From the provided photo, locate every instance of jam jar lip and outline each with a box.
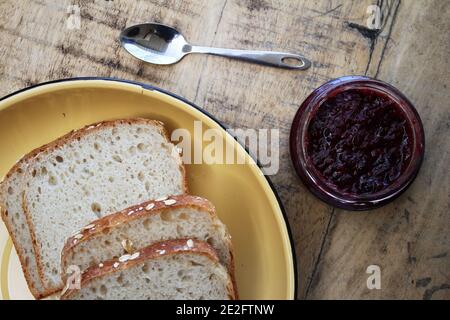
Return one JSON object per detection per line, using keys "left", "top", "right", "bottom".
{"left": 290, "top": 76, "right": 425, "bottom": 211}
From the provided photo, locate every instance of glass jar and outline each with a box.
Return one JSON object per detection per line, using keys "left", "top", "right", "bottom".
{"left": 290, "top": 76, "right": 425, "bottom": 210}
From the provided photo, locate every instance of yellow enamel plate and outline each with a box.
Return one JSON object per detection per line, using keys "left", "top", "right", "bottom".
{"left": 0, "top": 78, "right": 296, "bottom": 300}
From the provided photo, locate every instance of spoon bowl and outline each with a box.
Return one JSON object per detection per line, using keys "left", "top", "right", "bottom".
{"left": 120, "top": 23, "right": 190, "bottom": 65}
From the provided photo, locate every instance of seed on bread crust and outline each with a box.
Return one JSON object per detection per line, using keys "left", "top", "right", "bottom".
{"left": 113, "top": 262, "right": 120, "bottom": 268}
{"left": 119, "top": 254, "right": 131, "bottom": 262}
{"left": 145, "top": 203, "right": 155, "bottom": 211}
{"left": 155, "top": 196, "right": 168, "bottom": 201}
{"left": 129, "top": 252, "right": 140, "bottom": 260}
{"left": 163, "top": 199, "right": 177, "bottom": 206}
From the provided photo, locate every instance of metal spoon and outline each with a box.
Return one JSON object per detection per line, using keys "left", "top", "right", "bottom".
{"left": 120, "top": 23, "right": 311, "bottom": 70}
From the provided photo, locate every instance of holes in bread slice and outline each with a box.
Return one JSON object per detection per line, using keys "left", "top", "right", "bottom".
{"left": 117, "top": 274, "right": 124, "bottom": 285}
{"left": 182, "top": 275, "right": 192, "bottom": 282}
{"left": 99, "top": 285, "right": 107, "bottom": 296}
{"left": 189, "top": 260, "right": 205, "bottom": 267}
{"left": 206, "top": 237, "right": 217, "bottom": 247}
{"left": 137, "top": 143, "right": 147, "bottom": 152}
{"left": 177, "top": 270, "right": 185, "bottom": 277}
{"left": 116, "top": 273, "right": 131, "bottom": 287}
{"left": 209, "top": 274, "right": 217, "bottom": 281}
{"left": 128, "top": 146, "right": 136, "bottom": 155}
{"left": 48, "top": 175, "right": 57, "bottom": 186}
{"left": 91, "top": 202, "right": 102, "bottom": 217}
{"left": 143, "top": 218, "right": 151, "bottom": 231}
{"left": 93, "top": 143, "right": 101, "bottom": 152}
{"left": 160, "top": 210, "right": 175, "bottom": 222}
{"left": 112, "top": 155, "right": 122, "bottom": 163}
{"left": 178, "top": 212, "right": 189, "bottom": 220}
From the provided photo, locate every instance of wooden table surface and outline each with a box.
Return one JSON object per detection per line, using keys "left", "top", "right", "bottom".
{"left": 0, "top": 0, "right": 448, "bottom": 299}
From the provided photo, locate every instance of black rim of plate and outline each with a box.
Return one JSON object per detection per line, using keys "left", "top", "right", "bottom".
{"left": 0, "top": 77, "right": 298, "bottom": 299}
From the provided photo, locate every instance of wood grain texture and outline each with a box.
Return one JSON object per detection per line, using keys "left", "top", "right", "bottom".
{"left": 0, "top": 0, "right": 448, "bottom": 299}
{"left": 306, "top": 0, "right": 450, "bottom": 300}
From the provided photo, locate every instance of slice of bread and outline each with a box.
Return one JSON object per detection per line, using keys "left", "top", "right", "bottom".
{"left": 22, "top": 119, "right": 186, "bottom": 297}
{"left": 60, "top": 239, "right": 236, "bottom": 300}
{"left": 61, "top": 195, "right": 235, "bottom": 291}
{"left": 0, "top": 159, "right": 45, "bottom": 298}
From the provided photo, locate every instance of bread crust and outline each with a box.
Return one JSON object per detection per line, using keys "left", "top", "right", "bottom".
{"left": 62, "top": 195, "right": 214, "bottom": 255}
{"left": 0, "top": 205, "right": 45, "bottom": 298}
{"left": 2, "top": 118, "right": 187, "bottom": 299}
{"left": 61, "top": 194, "right": 238, "bottom": 298}
{"left": 60, "top": 239, "right": 236, "bottom": 300}
{"left": 0, "top": 162, "right": 46, "bottom": 298}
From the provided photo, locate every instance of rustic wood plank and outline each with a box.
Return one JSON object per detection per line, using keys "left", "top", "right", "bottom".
{"left": 0, "top": 0, "right": 447, "bottom": 299}
{"left": 183, "top": 0, "right": 385, "bottom": 299}
{"left": 307, "top": 0, "right": 450, "bottom": 299}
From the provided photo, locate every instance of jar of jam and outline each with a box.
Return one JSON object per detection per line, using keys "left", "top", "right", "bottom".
{"left": 290, "top": 76, "right": 425, "bottom": 210}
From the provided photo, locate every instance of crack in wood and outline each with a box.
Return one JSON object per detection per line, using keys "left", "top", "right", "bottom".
{"left": 345, "top": 21, "right": 380, "bottom": 75}
{"left": 415, "top": 277, "right": 432, "bottom": 288}
{"left": 345, "top": 0, "right": 401, "bottom": 76}
{"left": 429, "top": 252, "right": 447, "bottom": 259}
{"left": 375, "top": 0, "right": 401, "bottom": 78}
{"left": 313, "top": 4, "right": 343, "bottom": 17}
{"left": 423, "top": 283, "right": 450, "bottom": 300}
{"left": 304, "top": 208, "right": 335, "bottom": 299}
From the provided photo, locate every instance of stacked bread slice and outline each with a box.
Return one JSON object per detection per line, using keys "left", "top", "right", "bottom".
{"left": 0, "top": 119, "right": 236, "bottom": 299}
{"left": 61, "top": 239, "right": 236, "bottom": 300}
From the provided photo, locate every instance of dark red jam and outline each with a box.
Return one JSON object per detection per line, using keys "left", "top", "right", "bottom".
{"left": 307, "top": 89, "right": 412, "bottom": 195}
{"left": 290, "top": 76, "right": 425, "bottom": 210}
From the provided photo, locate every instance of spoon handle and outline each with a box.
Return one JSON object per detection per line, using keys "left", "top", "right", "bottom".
{"left": 189, "top": 46, "right": 311, "bottom": 70}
